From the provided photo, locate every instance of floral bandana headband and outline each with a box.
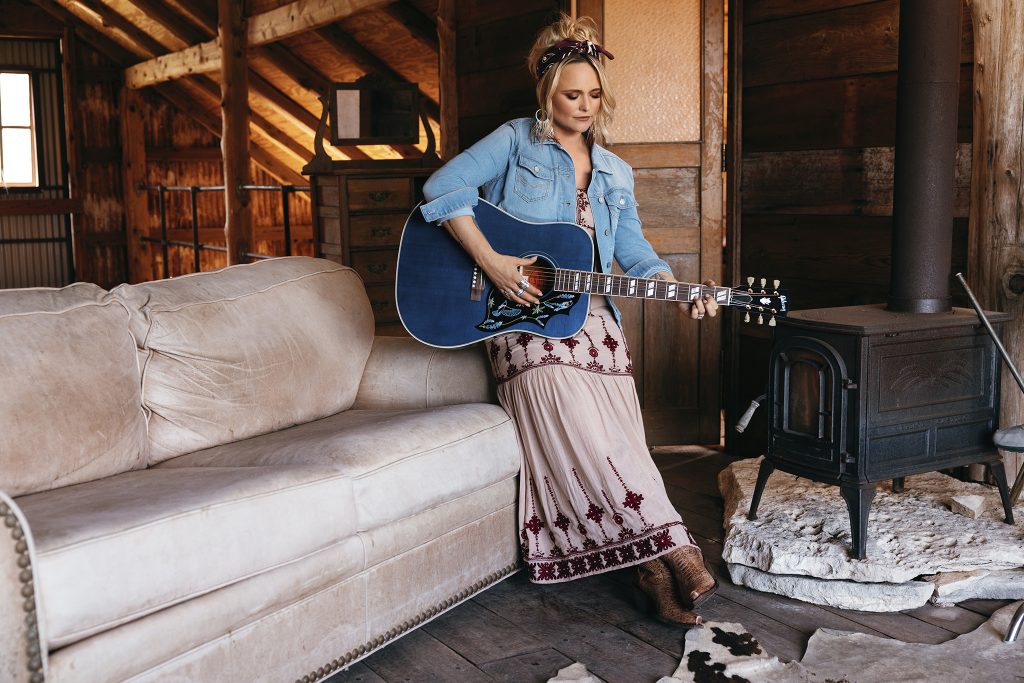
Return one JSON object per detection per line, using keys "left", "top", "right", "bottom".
{"left": 537, "top": 38, "right": 615, "bottom": 77}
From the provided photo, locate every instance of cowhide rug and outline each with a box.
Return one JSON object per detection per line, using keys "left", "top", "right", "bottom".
{"left": 548, "top": 601, "right": 1024, "bottom": 683}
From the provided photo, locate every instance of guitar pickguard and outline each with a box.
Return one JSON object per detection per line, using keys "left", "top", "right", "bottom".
{"left": 476, "top": 288, "right": 581, "bottom": 333}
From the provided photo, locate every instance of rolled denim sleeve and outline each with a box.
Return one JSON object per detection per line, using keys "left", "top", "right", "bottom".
{"left": 420, "top": 122, "right": 517, "bottom": 224}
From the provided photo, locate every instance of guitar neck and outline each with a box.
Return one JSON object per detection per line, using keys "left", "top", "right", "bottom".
{"left": 553, "top": 269, "right": 733, "bottom": 306}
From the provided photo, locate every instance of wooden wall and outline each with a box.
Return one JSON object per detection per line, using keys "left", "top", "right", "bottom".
{"left": 454, "top": 0, "right": 564, "bottom": 148}
{"left": 727, "top": 0, "right": 974, "bottom": 454}
{"left": 740, "top": 0, "right": 972, "bottom": 308}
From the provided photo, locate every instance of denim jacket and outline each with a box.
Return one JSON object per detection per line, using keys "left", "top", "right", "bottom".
{"left": 419, "top": 117, "right": 672, "bottom": 325}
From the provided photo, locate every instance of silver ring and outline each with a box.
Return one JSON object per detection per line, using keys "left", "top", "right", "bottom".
{"left": 518, "top": 278, "right": 530, "bottom": 288}
{"left": 516, "top": 286, "right": 526, "bottom": 296}
{"left": 697, "top": 314, "right": 705, "bottom": 320}
{"left": 502, "top": 289, "right": 512, "bottom": 297}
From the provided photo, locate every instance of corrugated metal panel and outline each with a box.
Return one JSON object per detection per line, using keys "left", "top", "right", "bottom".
{"left": 0, "top": 38, "right": 71, "bottom": 288}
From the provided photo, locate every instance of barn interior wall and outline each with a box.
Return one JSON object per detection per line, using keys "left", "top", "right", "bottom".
{"left": 728, "top": 0, "right": 975, "bottom": 455}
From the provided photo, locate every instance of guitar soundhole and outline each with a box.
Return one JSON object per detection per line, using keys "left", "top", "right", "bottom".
{"left": 475, "top": 256, "right": 582, "bottom": 333}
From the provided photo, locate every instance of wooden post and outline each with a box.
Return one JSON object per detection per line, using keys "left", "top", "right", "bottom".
{"left": 119, "top": 87, "right": 150, "bottom": 283}
{"left": 220, "top": 0, "right": 251, "bottom": 265}
{"left": 967, "top": 0, "right": 1024, "bottom": 486}
{"left": 436, "top": 0, "right": 458, "bottom": 159}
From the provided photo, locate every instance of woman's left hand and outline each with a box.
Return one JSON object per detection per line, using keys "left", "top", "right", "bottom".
{"left": 659, "top": 273, "right": 719, "bottom": 321}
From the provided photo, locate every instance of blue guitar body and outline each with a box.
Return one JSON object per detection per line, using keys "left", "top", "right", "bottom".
{"left": 396, "top": 200, "right": 595, "bottom": 348}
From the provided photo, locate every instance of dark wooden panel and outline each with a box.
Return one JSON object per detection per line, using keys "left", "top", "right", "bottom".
{"left": 744, "top": 0, "right": 972, "bottom": 88}
{"left": 741, "top": 144, "right": 971, "bottom": 216}
{"left": 744, "top": 65, "right": 974, "bottom": 152}
{"left": 456, "top": 0, "right": 561, "bottom": 28}
{"left": 457, "top": 63, "right": 535, "bottom": 119}
{"left": 456, "top": 8, "right": 555, "bottom": 74}
{"left": 744, "top": 0, "right": 881, "bottom": 25}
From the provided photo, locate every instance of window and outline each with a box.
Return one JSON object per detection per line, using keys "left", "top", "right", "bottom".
{"left": 0, "top": 71, "right": 37, "bottom": 188}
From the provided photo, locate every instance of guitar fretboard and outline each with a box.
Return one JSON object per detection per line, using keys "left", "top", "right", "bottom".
{"left": 552, "top": 269, "right": 733, "bottom": 305}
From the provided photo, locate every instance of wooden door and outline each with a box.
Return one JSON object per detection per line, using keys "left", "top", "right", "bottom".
{"left": 581, "top": 0, "right": 725, "bottom": 445}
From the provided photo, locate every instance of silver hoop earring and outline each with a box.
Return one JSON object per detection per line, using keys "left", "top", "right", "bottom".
{"left": 535, "top": 108, "right": 549, "bottom": 124}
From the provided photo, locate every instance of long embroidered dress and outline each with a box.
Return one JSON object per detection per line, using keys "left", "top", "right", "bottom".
{"left": 489, "top": 189, "right": 698, "bottom": 583}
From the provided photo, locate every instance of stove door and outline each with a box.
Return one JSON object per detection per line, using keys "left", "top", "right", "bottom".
{"left": 769, "top": 335, "right": 849, "bottom": 479}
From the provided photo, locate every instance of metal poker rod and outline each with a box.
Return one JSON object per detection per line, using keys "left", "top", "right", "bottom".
{"left": 954, "top": 273, "right": 1024, "bottom": 395}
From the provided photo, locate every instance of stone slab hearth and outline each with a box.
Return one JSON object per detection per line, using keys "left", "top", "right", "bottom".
{"left": 719, "top": 458, "right": 1024, "bottom": 611}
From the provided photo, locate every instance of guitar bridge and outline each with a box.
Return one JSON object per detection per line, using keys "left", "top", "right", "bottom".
{"left": 470, "top": 265, "right": 485, "bottom": 301}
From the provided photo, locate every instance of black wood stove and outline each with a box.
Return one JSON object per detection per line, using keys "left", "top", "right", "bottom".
{"left": 746, "top": 0, "right": 1017, "bottom": 559}
{"left": 748, "top": 305, "right": 1016, "bottom": 558}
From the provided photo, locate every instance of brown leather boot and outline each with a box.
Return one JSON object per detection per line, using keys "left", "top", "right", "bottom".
{"left": 662, "top": 545, "right": 718, "bottom": 609}
{"left": 636, "top": 559, "right": 703, "bottom": 627}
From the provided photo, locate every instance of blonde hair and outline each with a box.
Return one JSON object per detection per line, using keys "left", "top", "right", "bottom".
{"left": 526, "top": 14, "right": 616, "bottom": 145}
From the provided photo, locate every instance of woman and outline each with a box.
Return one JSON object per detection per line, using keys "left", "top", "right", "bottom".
{"left": 419, "top": 14, "right": 718, "bottom": 626}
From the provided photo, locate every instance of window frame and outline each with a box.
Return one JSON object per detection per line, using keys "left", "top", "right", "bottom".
{"left": 0, "top": 69, "right": 39, "bottom": 189}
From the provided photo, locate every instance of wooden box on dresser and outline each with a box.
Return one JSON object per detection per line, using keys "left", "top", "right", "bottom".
{"left": 310, "top": 163, "right": 440, "bottom": 336}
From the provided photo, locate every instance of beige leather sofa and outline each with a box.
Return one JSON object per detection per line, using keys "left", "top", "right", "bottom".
{"left": 0, "top": 257, "right": 521, "bottom": 683}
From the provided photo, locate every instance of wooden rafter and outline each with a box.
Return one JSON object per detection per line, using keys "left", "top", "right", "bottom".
{"left": 122, "top": 0, "right": 208, "bottom": 46}
{"left": 125, "top": 0, "right": 392, "bottom": 89}
{"left": 382, "top": 1, "right": 438, "bottom": 51}
{"left": 31, "top": 0, "right": 310, "bottom": 186}
{"left": 314, "top": 23, "right": 440, "bottom": 121}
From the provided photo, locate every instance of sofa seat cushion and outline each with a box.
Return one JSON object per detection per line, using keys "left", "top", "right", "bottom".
{"left": 159, "top": 404, "right": 520, "bottom": 532}
{"left": 0, "top": 283, "right": 147, "bottom": 496}
{"left": 15, "top": 465, "right": 356, "bottom": 648}
{"left": 111, "top": 257, "right": 375, "bottom": 464}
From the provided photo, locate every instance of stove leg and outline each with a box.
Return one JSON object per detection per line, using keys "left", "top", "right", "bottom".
{"left": 840, "top": 484, "right": 877, "bottom": 560}
{"left": 747, "top": 459, "right": 775, "bottom": 520}
{"left": 987, "top": 460, "right": 1016, "bottom": 524}
{"left": 892, "top": 477, "right": 905, "bottom": 493}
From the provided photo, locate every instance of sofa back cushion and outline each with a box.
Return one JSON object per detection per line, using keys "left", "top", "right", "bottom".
{"left": 0, "top": 283, "right": 148, "bottom": 496}
{"left": 111, "top": 257, "right": 375, "bottom": 464}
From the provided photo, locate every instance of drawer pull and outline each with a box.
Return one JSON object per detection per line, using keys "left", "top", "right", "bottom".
{"left": 371, "top": 227, "right": 392, "bottom": 238}
{"left": 368, "top": 191, "right": 392, "bottom": 202}
{"left": 368, "top": 263, "right": 388, "bottom": 274}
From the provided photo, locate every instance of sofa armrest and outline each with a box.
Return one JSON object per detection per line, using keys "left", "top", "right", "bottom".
{"left": 1, "top": 492, "right": 46, "bottom": 683}
{"left": 353, "top": 336, "right": 497, "bottom": 410}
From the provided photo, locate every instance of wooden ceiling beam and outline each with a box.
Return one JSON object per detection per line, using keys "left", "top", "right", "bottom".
{"left": 123, "top": 0, "right": 208, "bottom": 46}
{"left": 254, "top": 43, "right": 332, "bottom": 96}
{"left": 31, "top": 0, "right": 137, "bottom": 63}
{"left": 126, "top": 0, "right": 393, "bottom": 89}
{"left": 314, "top": 24, "right": 440, "bottom": 121}
{"left": 164, "top": 0, "right": 216, "bottom": 36}
{"left": 65, "top": 0, "right": 166, "bottom": 57}
{"left": 382, "top": 1, "right": 438, "bottom": 51}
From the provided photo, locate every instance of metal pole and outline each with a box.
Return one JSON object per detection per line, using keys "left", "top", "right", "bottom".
{"left": 955, "top": 273, "right": 1024, "bottom": 395}
{"left": 190, "top": 186, "right": 201, "bottom": 273}
{"left": 281, "top": 185, "right": 292, "bottom": 256}
{"left": 158, "top": 186, "right": 169, "bottom": 280}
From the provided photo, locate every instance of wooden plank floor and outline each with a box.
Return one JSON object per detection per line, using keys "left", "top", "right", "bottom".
{"left": 327, "top": 447, "right": 1013, "bottom": 683}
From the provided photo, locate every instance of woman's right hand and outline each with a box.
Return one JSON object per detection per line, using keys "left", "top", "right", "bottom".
{"left": 479, "top": 251, "right": 540, "bottom": 305}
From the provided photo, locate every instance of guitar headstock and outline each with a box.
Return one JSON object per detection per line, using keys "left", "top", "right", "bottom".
{"left": 731, "top": 277, "right": 789, "bottom": 327}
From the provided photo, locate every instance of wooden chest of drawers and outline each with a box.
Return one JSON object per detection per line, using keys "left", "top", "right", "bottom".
{"left": 311, "top": 165, "right": 439, "bottom": 335}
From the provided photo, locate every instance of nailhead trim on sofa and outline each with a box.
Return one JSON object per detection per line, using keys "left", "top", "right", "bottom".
{"left": 296, "top": 561, "right": 521, "bottom": 683}
{"left": 2, "top": 501, "right": 45, "bottom": 683}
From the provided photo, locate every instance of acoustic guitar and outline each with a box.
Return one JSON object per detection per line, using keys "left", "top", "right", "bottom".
{"left": 395, "top": 199, "right": 788, "bottom": 348}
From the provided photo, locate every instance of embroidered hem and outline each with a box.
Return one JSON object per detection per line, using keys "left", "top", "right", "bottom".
{"left": 495, "top": 360, "right": 633, "bottom": 385}
{"left": 524, "top": 521, "right": 687, "bottom": 584}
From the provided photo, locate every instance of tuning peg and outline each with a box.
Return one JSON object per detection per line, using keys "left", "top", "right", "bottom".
{"left": 747, "top": 276, "right": 754, "bottom": 287}
{"left": 768, "top": 315, "right": 777, "bottom": 327}
{"left": 757, "top": 313, "right": 764, "bottom": 325}
{"left": 743, "top": 311, "right": 750, "bottom": 323}
{"left": 773, "top": 279, "right": 780, "bottom": 290}
{"left": 759, "top": 277, "right": 766, "bottom": 289}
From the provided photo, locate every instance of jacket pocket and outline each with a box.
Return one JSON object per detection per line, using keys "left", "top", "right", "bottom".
{"left": 603, "top": 188, "right": 638, "bottom": 232}
{"left": 513, "top": 154, "right": 554, "bottom": 203}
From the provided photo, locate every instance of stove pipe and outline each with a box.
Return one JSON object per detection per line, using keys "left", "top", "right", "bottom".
{"left": 888, "top": 0, "right": 962, "bottom": 313}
